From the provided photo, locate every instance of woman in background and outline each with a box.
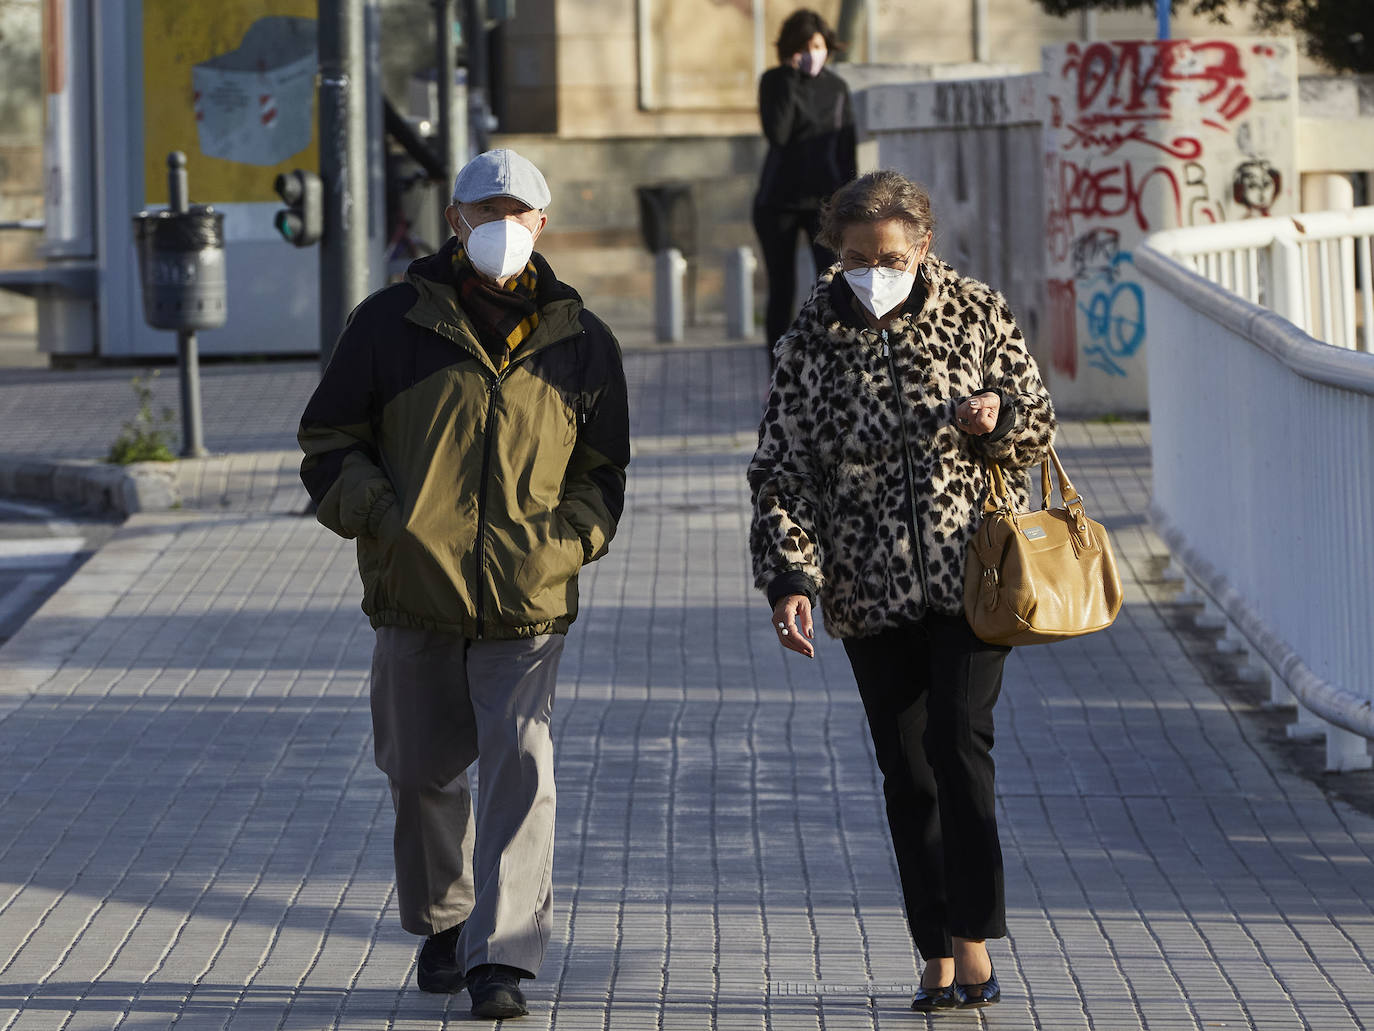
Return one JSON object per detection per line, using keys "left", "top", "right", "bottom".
{"left": 753, "top": 8, "right": 857, "bottom": 358}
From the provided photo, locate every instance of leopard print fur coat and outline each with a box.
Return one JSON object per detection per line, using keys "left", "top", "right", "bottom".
{"left": 748, "top": 258, "right": 1056, "bottom": 639}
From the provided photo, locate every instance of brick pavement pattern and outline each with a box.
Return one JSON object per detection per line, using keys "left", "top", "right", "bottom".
{"left": 1, "top": 344, "right": 1372, "bottom": 1029}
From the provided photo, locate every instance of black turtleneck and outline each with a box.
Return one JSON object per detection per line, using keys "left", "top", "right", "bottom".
{"left": 755, "top": 65, "right": 857, "bottom": 211}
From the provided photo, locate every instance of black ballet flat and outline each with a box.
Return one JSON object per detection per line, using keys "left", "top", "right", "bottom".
{"left": 911, "top": 981, "right": 965, "bottom": 1012}
{"left": 958, "top": 964, "right": 1000, "bottom": 1007}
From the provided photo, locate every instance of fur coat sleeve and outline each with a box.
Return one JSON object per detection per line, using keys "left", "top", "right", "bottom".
{"left": 747, "top": 350, "right": 826, "bottom": 602}
{"left": 967, "top": 290, "right": 1056, "bottom": 470}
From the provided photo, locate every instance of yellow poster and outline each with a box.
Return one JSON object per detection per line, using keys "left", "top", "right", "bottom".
{"left": 143, "top": 0, "right": 318, "bottom": 204}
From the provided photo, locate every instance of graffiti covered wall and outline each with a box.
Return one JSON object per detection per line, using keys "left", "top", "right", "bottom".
{"left": 1043, "top": 38, "right": 1297, "bottom": 412}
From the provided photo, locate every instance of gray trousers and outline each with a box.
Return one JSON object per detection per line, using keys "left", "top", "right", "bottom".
{"left": 370, "top": 626, "right": 564, "bottom": 979}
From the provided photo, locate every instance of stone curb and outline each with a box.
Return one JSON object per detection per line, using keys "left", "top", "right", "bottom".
{"left": 0, "top": 456, "right": 180, "bottom": 516}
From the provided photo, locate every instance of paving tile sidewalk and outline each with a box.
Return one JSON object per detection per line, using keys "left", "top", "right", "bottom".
{"left": 1, "top": 344, "right": 1372, "bottom": 1029}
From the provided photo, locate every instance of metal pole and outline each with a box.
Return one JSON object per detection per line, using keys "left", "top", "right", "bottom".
{"left": 318, "top": 0, "right": 372, "bottom": 374}
{"left": 166, "top": 152, "right": 206, "bottom": 459}
{"left": 464, "top": 0, "right": 491, "bottom": 153}
{"left": 436, "top": 0, "right": 457, "bottom": 244}
{"left": 834, "top": 0, "right": 860, "bottom": 62}
{"left": 971, "top": 0, "right": 989, "bottom": 63}
{"left": 1156, "top": 0, "right": 1170, "bottom": 40}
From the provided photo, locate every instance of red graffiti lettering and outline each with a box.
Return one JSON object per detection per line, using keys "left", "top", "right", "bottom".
{"left": 1048, "top": 279, "right": 1077, "bottom": 380}
{"left": 1060, "top": 40, "right": 1251, "bottom": 127}
{"left": 1054, "top": 159, "right": 1182, "bottom": 234}
{"left": 1064, "top": 119, "right": 1202, "bottom": 160}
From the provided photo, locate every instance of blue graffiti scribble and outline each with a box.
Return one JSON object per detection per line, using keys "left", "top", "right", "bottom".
{"left": 1078, "top": 252, "right": 1144, "bottom": 377}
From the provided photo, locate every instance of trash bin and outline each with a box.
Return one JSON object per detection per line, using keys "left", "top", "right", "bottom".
{"left": 132, "top": 206, "right": 228, "bottom": 331}
{"left": 635, "top": 182, "right": 697, "bottom": 258}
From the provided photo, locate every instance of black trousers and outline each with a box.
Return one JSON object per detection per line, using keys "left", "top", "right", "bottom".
{"left": 752, "top": 204, "right": 835, "bottom": 353}
{"left": 842, "top": 612, "right": 1011, "bottom": 961}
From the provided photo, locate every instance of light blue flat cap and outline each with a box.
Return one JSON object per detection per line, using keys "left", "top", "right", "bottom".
{"left": 452, "top": 148, "right": 551, "bottom": 209}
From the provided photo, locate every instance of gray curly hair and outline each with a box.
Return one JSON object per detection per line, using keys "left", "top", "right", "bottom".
{"left": 818, "top": 170, "right": 936, "bottom": 253}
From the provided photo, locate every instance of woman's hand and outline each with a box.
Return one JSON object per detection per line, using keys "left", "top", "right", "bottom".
{"left": 955, "top": 392, "right": 1000, "bottom": 436}
{"left": 771, "top": 594, "right": 816, "bottom": 658}
{"left": 787, "top": 51, "right": 804, "bottom": 70}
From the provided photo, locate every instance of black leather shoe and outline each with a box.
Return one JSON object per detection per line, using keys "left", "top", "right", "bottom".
{"left": 911, "top": 981, "right": 965, "bottom": 1012}
{"left": 468, "top": 963, "right": 529, "bottom": 1019}
{"left": 416, "top": 923, "right": 466, "bottom": 993}
{"left": 958, "top": 963, "right": 1000, "bottom": 1007}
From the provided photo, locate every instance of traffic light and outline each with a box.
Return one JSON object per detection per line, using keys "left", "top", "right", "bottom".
{"left": 273, "top": 170, "right": 322, "bottom": 247}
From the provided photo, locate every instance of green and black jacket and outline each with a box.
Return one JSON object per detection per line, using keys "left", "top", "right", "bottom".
{"left": 299, "top": 239, "right": 630, "bottom": 639}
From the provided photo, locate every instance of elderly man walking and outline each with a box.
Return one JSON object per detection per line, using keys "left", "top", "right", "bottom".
{"left": 298, "top": 149, "right": 629, "bottom": 1019}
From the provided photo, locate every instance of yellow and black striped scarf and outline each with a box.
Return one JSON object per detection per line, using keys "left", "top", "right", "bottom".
{"left": 451, "top": 245, "right": 540, "bottom": 372}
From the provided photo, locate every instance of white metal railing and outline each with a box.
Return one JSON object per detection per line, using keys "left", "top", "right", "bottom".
{"left": 1146, "top": 206, "right": 1374, "bottom": 354}
{"left": 1137, "top": 230, "right": 1374, "bottom": 771}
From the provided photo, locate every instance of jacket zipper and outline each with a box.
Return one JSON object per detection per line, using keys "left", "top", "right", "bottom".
{"left": 473, "top": 375, "right": 500, "bottom": 638}
{"left": 882, "top": 328, "right": 931, "bottom": 615}
{"left": 471, "top": 325, "right": 588, "bottom": 639}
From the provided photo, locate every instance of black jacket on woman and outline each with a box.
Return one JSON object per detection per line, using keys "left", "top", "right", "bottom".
{"left": 755, "top": 65, "right": 857, "bottom": 211}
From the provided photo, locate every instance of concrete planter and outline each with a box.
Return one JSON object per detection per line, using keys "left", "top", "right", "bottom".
{"left": 0, "top": 456, "right": 180, "bottom": 516}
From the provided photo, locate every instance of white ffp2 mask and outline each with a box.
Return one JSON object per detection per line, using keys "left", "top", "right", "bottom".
{"left": 460, "top": 211, "right": 535, "bottom": 280}
{"left": 843, "top": 265, "right": 916, "bottom": 319}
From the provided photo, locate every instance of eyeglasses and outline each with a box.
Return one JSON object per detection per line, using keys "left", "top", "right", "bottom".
{"left": 839, "top": 244, "right": 919, "bottom": 273}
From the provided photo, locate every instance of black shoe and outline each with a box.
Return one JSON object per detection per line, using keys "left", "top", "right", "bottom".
{"left": 911, "top": 981, "right": 965, "bottom": 1012}
{"left": 468, "top": 963, "right": 529, "bottom": 1019}
{"left": 958, "top": 963, "right": 1000, "bottom": 1007}
{"left": 416, "top": 923, "right": 466, "bottom": 993}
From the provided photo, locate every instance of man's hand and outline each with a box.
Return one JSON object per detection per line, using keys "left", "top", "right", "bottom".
{"left": 955, "top": 392, "right": 1000, "bottom": 436}
{"left": 771, "top": 594, "right": 815, "bottom": 658}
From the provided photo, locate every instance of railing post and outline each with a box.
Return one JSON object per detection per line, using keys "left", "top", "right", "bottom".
{"left": 1326, "top": 726, "right": 1374, "bottom": 772}
{"left": 1269, "top": 233, "right": 1307, "bottom": 334}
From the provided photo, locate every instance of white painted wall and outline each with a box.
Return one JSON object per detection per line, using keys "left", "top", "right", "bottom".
{"left": 1042, "top": 38, "right": 1299, "bottom": 414}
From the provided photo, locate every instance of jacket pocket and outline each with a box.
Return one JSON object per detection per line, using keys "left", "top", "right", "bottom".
{"left": 358, "top": 503, "right": 403, "bottom": 612}
{"left": 515, "top": 511, "right": 584, "bottom": 598}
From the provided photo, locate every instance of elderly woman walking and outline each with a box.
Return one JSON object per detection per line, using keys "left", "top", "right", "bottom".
{"left": 748, "top": 170, "right": 1056, "bottom": 1011}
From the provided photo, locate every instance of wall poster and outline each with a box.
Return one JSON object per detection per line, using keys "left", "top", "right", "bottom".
{"left": 143, "top": 0, "right": 318, "bottom": 204}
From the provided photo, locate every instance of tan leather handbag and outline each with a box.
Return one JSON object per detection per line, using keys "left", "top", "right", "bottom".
{"left": 963, "top": 446, "right": 1124, "bottom": 646}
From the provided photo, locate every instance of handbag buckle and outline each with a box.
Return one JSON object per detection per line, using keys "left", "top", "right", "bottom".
{"left": 1066, "top": 498, "right": 1090, "bottom": 538}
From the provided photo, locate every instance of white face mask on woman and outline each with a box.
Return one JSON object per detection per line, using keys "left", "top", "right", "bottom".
{"left": 844, "top": 265, "right": 916, "bottom": 319}
{"left": 460, "top": 210, "right": 535, "bottom": 280}
{"left": 799, "top": 48, "right": 826, "bottom": 76}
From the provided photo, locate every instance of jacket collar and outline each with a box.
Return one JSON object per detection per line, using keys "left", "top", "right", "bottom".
{"left": 402, "top": 237, "right": 584, "bottom": 372}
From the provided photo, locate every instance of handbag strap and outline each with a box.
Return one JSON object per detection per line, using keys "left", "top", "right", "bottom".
{"left": 982, "top": 460, "right": 1011, "bottom": 513}
{"left": 985, "top": 445, "right": 1086, "bottom": 521}
{"left": 1045, "top": 446, "right": 1083, "bottom": 510}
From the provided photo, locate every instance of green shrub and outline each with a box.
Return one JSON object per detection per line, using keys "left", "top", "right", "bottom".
{"left": 107, "top": 371, "right": 177, "bottom": 464}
